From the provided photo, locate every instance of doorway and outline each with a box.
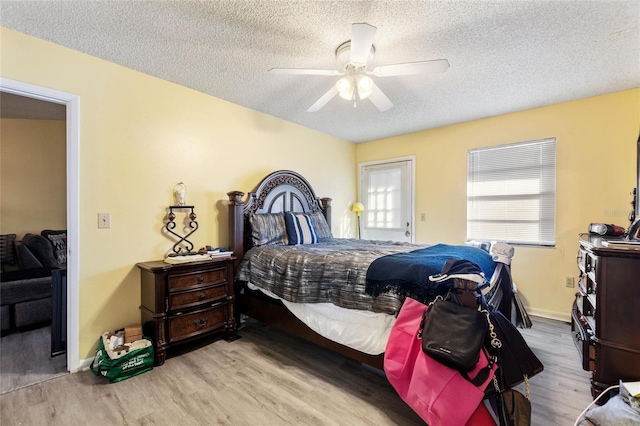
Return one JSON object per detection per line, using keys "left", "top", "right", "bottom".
{"left": 0, "top": 78, "right": 80, "bottom": 377}
{"left": 359, "top": 157, "right": 415, "bottom": 242}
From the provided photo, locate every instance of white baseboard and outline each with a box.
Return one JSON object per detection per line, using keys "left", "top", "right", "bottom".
{"left": 527, "top": 309, "right": 571, "bottom": 323}
{"left": 70, "top": 357, "right": 94, "bottom": 373}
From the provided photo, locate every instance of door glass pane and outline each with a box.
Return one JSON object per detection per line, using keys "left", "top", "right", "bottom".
{"left": 367, "top": 168, "right": 402, "bottom": 228}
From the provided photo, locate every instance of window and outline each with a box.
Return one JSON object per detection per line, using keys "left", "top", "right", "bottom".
{"left": 359, "top": 158, "right": 414, "bottom": 242}
{"left": 366, "top": 166, "right": 403, "bottom": 229}
{"left": 467, "top": 138, "right": 556, "bottom": 246}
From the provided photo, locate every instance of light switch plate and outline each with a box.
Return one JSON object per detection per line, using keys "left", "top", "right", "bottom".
{"left": 98, "top": 212, "right": 111, "bottom": 229}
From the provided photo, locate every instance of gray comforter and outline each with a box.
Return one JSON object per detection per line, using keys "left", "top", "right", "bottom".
{"left": 236, "top": 238, "right": 423, "bottom": 315}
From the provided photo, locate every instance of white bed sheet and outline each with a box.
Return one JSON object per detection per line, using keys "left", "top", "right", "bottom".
{"left": 246, "top": 282, "right": 395, "bottom": 355}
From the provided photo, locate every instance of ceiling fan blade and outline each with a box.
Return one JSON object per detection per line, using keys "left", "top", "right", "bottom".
{"left": 269, "top": 68, "right": 340, "bottom": 76}
{"left": 350, "top": 23, "right": 377, "bottom": 65}
{"left": 372, "top": 59, "right": 450, "bottom": 77}
{"left": 307, "top": 86, "right": 339, "bottom": 112}
{"left": 368, "top": 83, "right": 393, "bottom": 112}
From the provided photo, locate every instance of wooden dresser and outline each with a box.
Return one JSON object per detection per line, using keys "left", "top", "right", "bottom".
{"left": 572, "top": 234, "right": 640, "bottom": 397}
{"left": 137, "top": 257, "right": 237, "bottom": 365}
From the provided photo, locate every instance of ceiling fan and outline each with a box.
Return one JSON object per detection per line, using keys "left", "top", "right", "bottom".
{"left": 269, "top": 23, "right": 450, "bottom": 112}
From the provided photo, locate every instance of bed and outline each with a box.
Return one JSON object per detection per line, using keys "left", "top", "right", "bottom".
{"left": 227, "top": 170, "right": 514, "bottom": 370}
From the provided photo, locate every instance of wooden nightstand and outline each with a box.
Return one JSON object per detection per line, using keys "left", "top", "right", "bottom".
{"left": 137, "top": 257, "right": 238, "bottom": 366}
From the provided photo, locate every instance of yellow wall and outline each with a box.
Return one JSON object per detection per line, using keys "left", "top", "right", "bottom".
{"left": 3, "top": 25, "right": 638, "bottom": 360}
{"left": 1, "top": 119, "right": 67, "bottom": 238}
{"left": 0, "top": 27, "right": 356, "bottom": 359}
{"left": 357, "top": 88, "right": 640, "bottom": 320}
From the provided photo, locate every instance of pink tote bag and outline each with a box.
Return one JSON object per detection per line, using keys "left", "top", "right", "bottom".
{"left": 384, "top": 297, "right": 497, "bottom": 426}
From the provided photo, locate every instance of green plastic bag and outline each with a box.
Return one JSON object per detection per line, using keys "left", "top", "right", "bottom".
{"left": 90, "top": 332, "right": 154, "bottom": 383}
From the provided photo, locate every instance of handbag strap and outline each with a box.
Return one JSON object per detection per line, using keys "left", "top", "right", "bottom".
{"left": 492, "top": 374, "right": 531, "bottom": 400}
{"left": 417, "top": 292, "right": 449, "bottom": 338}
{"left": 480, "top": 296, "right": 533, "bottom": 396}
{"left": 482, "top": 308, "right": 503, "bottom": 351}
{"left": 460, "top": 347, "right": 496, "bottom": 386}
{"left": 459, "top": 309, "right": 502, "bottom": 387}
{"left": 429, "top": 291, "right": 449, "bottom": 306}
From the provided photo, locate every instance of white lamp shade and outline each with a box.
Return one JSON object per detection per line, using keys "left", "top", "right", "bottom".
{"left": 356, "top": 75, "right": 374, "bottom": 99}
{"left": 336, "top": 77, "right": 354, "bottom": 100}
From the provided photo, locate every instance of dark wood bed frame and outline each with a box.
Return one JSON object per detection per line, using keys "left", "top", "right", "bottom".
{"left": 227, "top": 170, "right": 385, "bottom": 369}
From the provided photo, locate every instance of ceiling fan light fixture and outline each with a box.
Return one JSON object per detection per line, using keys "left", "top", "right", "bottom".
{"left": 270, "top": 23, "right": 449, "bottom": 113}
{"left": 336, "top": 76, "right": 354, "bottom": 100}
{"left": 356, "top": 74, "right": 374, "bottom": 99}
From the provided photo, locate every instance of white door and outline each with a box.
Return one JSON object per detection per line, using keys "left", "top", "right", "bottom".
{"left": 359, "top": 158, "right": 414, "bottom": 242}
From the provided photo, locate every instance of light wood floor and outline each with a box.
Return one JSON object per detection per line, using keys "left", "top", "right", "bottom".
{"left": 0, "top": 317, "right": 593, "bottom": 425}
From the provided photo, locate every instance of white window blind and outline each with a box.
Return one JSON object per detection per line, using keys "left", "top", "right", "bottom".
{"left": 467, "top": 138, "right": 556, "bottom": 246}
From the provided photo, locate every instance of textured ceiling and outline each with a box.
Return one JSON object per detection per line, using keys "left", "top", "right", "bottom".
{"left": 1, "top": 1, "right": 638, "bottom": 143}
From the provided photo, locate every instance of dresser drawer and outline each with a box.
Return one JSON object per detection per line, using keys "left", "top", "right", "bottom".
{"left": 571, "top": 301, "right": 595, "bottom": 371}
{"left": 168, "top": 304, "right": 227, "bottom": 343}
{"left": 169, "top": 284, "right": 227, "bottom": 311}
{"left": 586, "top": 253, "right": 598, "bottom": 281}
{"left": 577, "top": 247, "right": 588, "bottom": 274}
{"left": 168, "top": 268, "right": 227, "bottom": 291}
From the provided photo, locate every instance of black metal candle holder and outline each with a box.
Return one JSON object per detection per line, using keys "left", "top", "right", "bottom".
{"left": 165, "top": 205, "right": 198, "bottom": 256}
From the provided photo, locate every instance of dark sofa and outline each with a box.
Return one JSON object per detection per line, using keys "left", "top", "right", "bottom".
{"left": 0, "top": 230, "right": 67, "bottom": 332}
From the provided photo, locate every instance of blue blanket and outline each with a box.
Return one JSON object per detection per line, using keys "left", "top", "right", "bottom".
{"left": 365, "top": 244, "right": 496, "bottom": 303}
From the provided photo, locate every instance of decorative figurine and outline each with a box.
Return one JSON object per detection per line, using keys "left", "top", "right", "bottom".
{"left": 174, "top": 182, "right": 187, "bottom": 206}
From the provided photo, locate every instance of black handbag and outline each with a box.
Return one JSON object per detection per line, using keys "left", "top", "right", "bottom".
{"left": 489, "top": 310, "right": 543, "bottom": 388}
{"left": 419, "top": 295, "right": 489, "bottom": 372}
{"left": 497, "top": 388, "right": 531, "bottom": 426}
{"left": 487, "top": 362, "right": 532, "bottom": 426}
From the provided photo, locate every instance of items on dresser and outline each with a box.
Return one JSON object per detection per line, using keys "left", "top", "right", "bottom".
{"left": 587, "top": 223, "right": 625, "bottom": 237}
{"left": 164, "top": 204, "right": 199, "bottom": 256}
{"left": 572, "top": 234, "right": 640, "bottom": 398}
{"left": 628, "top": 218, "right": 640, "bottom": 240}
{"left": 136, "top": 257, "right": 237, "bottom": 366}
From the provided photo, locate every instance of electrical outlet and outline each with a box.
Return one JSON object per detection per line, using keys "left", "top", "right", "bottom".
{"left": 98, "top": 212, "right": 111, "bottom": 229}
{"left": 565, "top": 277, "right": 575, "bottom": 288}
{"left": 420, "top": 213, "right": 426, "bottom": 221}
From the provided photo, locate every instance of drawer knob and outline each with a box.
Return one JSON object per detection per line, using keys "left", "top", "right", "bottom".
{"left": 197, "top": 293, "right": 206, "bottom": 300}
{"left": 193, "top": 317, "right": 209, "bottom": 328}
{"left": 197, "top": 276, "right": 204, "bottom": 283}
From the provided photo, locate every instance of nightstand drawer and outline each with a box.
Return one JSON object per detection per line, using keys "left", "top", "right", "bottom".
{"left": 168, "top": 268, "right": 226, "bottom": 291}
{"left": 169, "top": 284, "right": 227, "bottom": 310}
{"left": 168, "top": 305, "right": 226, "bottom": 343}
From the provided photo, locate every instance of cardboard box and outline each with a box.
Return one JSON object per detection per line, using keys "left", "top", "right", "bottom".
{"left": 124, "top": 324, "right": 143, "bottom": 343}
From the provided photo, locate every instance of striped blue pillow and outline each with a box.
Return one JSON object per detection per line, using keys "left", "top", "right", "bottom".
{"left": 284, "top": 212, "right": 319, "bottom": 245}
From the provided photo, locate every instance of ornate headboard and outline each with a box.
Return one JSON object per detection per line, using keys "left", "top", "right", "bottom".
{"left": 227, "top": 170, "right": 332, "bottom": 266}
